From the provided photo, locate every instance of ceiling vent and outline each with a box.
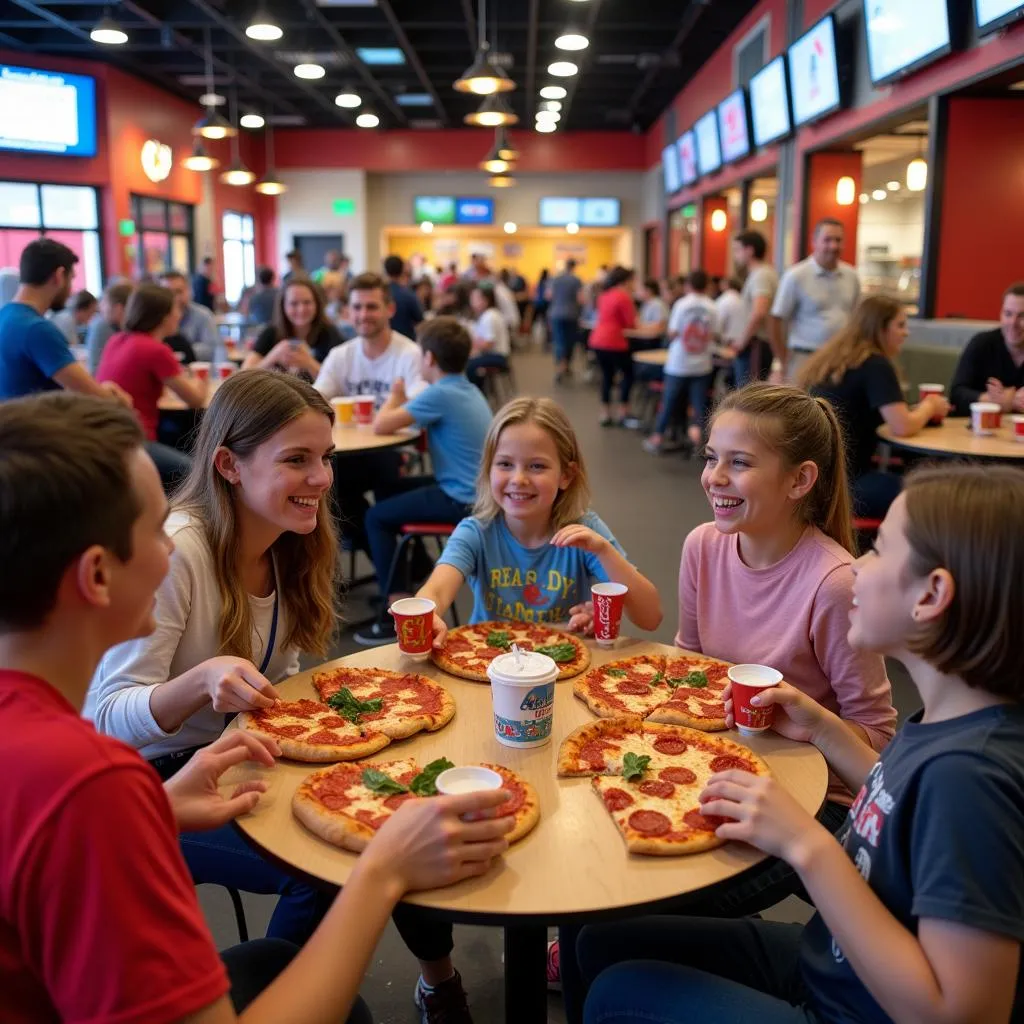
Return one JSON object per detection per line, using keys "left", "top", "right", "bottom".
{"left": 274, "top": 50, "right": 350, "bottom": 67}
{"left": 268, "top": 114, "right": 308, "bottom": 126}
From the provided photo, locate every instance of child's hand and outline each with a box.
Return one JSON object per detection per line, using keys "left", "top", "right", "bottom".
{"left": 551, "top": 524, "right": 611, "bottom": 556}
{"left": 698, "top": 769, "right": 829, "bottom": 863}
{"left": 430, "top": 613, "right": 449, "bottom": 650}
{"left": 567, "top": 601, "right": 594, "bottom": 635}
{"left": 723, "top": 680, "right": 827, "bottom": 744}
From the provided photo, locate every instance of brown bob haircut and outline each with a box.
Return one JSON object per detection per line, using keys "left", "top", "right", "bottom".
{"left": 901, "top": 464, "right": 1024, "bottom": 700}
{"left": 417, "top": 315, "right": 472, "bottom": 374}
{"left": 0, "top": 392, "right": 144, "bottom": 631}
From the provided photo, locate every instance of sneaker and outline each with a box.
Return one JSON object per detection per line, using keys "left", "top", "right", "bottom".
{"left": 621, "top": 416, "right": 643, "bottom": 430}
{"left": 546, "top": 938, "right": 561, "bottom": 991}
{"left": 353, "top": 620, "right": 397, "bottom": 646}
{"left": 642, "top": 438, "right": 663, "bottom": 455}
{"left": 414, "top": 971, "right": 473, "bottom": 1024}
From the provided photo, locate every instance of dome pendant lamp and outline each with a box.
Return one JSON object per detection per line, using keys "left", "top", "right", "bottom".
{"left": 194, "top": 28, "right": 236, "bottom": 140}
{"left": 454, "top": 0, "right": 515, "bottom": 95}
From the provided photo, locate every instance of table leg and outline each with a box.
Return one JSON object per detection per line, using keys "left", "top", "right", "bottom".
{"left": 503, "top": 923, "right": 549, "bottom": 1023}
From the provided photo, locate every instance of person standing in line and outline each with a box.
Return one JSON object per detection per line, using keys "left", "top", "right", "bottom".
{"left": 282, "top": 249, "right": 305, "bottom": 285}
{"left": 730, "top": 230, "right": 778, "bottom": 387}
{"left": 191, "top": 256, "right": 217, "bottom": 312}
{"left": 770, "top": 218, "right": 860, "bottom": 383}
{"left": 549, "top": 259, "right": 584, "bottom": 383}
{"left": 589, "top": 266, "right": 639, "bottom": 427}
{"left": 160, "top": 270, "right": 222, "bottom": 362}
{"left": 244, "top": 266, "right": 278, "bottom": 326}
{"left": 86, "top": 281, "right": 133, "bottom": 374}
{"left": 384, "top": 255, "right": 425, "bottom": 339}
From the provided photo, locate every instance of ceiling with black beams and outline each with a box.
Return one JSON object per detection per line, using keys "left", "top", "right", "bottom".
{"left": 0, "top": 0, "right": 760, "bottom": 132}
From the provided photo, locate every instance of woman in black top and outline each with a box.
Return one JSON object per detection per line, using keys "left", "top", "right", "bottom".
{"left": 243, "top": 277, "right": 344, "bottom": 380}
{"left": 798, "top": 295, "right": 950, "bottom": 519}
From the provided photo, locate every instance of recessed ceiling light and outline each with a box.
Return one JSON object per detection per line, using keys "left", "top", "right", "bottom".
{"left": 420, "top": 220, "right": 434, "bottom": 233}
{"left": 540, "top": 85, "right": 567, "bottom": 100}
{"left": 872, "top": 189, "right": 887, "bottom": 201}
{"left": 555, "top": 32, "right": 589, "bottom": 51}
{"left": 240, "top": 113, "right": 265, "bottom": 129}
{"left": 504, "top": 221, "right": 517, "bottom": 234}
{"left": 541, "top": 100, "right": 562, "bottom": 112}
{"left": 887, "top": 180, "right": 901, "bottom": 191}
{"left": 245, "top": 17, "right": 282, "bottom": 42}
{"left": 536, "top": 121, "right": 557, "bottom": 133}
{"left": 294, "top": 63, "right": 326, "bottom": 80}
{"left": 548, "top": 61, "right": 578, "bottom": 77}
{"left": 335, "top": 92, "right": 362, "bottom": 108}
{"left": 199, "top": 92, "right": 225, "bottom": 106}
{"left": 356, "top": 47, "right": 406, "bottom": 66}
{"left": 356, "top": 112, "right": 380, "bottom": 128}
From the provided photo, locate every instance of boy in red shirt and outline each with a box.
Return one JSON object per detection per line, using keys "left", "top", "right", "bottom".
{"left": 0, "top": 391, "right": 513, "bottom": 1024}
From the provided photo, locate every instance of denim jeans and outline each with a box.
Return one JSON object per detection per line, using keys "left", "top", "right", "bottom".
{"left": 466, "top": 351, "right": 509, "bottom": 391}
{"left": 853, "top": 471, "right": 903, "bottom": 519}
{"left": 333, "top": 449, "right": 403, "bottom": 555}
{"left": 594, "top": 349, "right": 634, "bottom": 406}
{"left": 653, "top": 372, "right": 713, "bottom": 436}
{"left": 579, "top": 918, "right": 821, "bottom": 1024}
{"left": 551, "top": 317, "right": 580, "bottom": 365}
{"left": 145, "top": 440, "right": 192, "bottom": 491}
{"left": 365, "top": 478, "right": 471, "bottom": 592}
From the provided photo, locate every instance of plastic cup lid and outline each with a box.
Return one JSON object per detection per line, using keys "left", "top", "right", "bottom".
{"left": 487, "top": 649, "right": 558, "bottom": 683}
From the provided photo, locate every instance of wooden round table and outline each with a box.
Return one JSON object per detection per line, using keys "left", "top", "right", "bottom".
{"left": 158, "top": 377, "right": 221, "bottom": 411}
{"left": 227, "top": 638, "right": 828, "bottom": 1020}
{"left": 331, "top": 422, "right": 420, "bottom": 455}
{"left": 878, "top": 420, "right": 1024, "bottom": 460}
{"left": 633, "top": 348, "right": 668, "bottom": 366}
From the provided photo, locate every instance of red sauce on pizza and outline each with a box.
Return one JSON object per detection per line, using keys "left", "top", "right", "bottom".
{"left": 683, "top": 809, "right": 727, "bottom": 832}
{"left": 659, "top": 766, "right": 697, "bottom": 785}
{"left": 579, "top": 739, "right": 616, "bottom": 769}
{"left": 499, "top": 782, "right": 526, "bottom": 815}
{"left": 628, "top": 809, "right": 671, "bottom": 836}
{"left": 305, "top": 729, "right": 346, "bottom": 745}
{"left": 317, "top": 792, "right": 352, "bottom": 810}
{"left": 638, "top": 779, "right": 675, "bottom": 799}
{"left": 709, "top": 754, "right": 754, "bottom": 774}
{"left": 616, "top": 681, "right": 653, "bottom": 696}
{"left": 354, "top": 808, "right": 388, "bottom": 830}
{"left": 697, "top": 702, "right": 726, "bottom": 718}
{"left": 602, "top": 787, "right": 634, "bottom": 811}
{"left": 383, "top": 792, "right": 416, "bottom": 811}
{"left": 318, "top": 715, "right": 348, "bottom": 729}
{"left": 653, "top": 736, "right": 688, "bottom": 756}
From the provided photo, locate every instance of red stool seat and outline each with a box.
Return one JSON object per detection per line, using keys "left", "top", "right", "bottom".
{"left": 853, "top": 517, "right": 883, "bottom": 531}
{"left": 400, "top": 523, "right": 457, "bottom": 537}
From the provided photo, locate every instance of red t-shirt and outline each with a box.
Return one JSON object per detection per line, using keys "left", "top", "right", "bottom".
{"left": 0, "top": 670, "right": 228, "bottom": 1023}
{"left": 97, "top": 331, "right": 182, "bottom": 441}
{"left": 588, "top": 287, "right": 637, "bottom": 353}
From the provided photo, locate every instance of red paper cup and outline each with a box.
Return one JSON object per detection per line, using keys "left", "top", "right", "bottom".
{"left": 970, "top": 402, "right": 1001, "bottom": 436}
{"left": 389, "top": 597, "right": 436, "bottom": 660}
{"left": 917, "top": 383, "right": 945, "bottom": 425}
{"left": 727, "top": 664, "right": 783, "bottom": 736}
{"left": 591, "top": 582, "right": 628, "bottom": 647}
{"left": 1013, "top": 416, "right": 1024, "bottom": 442}
{"left": 217, "top": 362, "right": 235, "bottom": 380}
{"left": 354, "top": 397, "right": 374, "bottom": 425}
{"left": 191, "top": 361, "right": 211, "bottom": 382}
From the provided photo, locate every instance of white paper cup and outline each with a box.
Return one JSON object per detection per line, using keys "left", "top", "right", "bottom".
{"left": 970, "top": 401, "right": 1001, "bottom": 436}
{"left": 487, "top": 650, "right": 558, "bottom": 747}
{"left": 436, "top": 765, "right": 504, "bottom": 821}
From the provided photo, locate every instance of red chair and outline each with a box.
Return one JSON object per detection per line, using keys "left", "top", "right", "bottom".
{"left": 853, "top": 517, "right": 883, "bottom": 553}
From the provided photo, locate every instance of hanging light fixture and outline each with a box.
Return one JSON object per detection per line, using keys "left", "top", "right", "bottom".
{"left": 495, "top": 126, "right": 519, "bottom": 161}
{"left": 240, "top": 113, "right": 265, "bottom": 129}
{"left": 254, "top": 125, "right": 287, "bottom": 195}
{"left": 182, "top": 138, "right": 219, "bottom": 172}
{"left": 245, "top": 9, "right": 282, "bottom": 41}
{"left": 194, "top": 28, "right": 236, "bottom": 139}
{"left": 219, "top": 88, "right": 255, "bottom": 186}
{"left": 540, "top": 85, "right": 567, "bottom": 100}
{"left": 835, "top": 175, "right": 855, "bottom": 206}
{"left": 479, "top": 137, "right": 511, "bottom": 173}
{"left": 489, "top": 174, "right": 516, "bottom": 188}
{"left": 91, "top": 7, "right": 127, "bottom": 45}
{"left": 750, "top": 198, "right": 768, "bottom": 222}
{"left": 465, "top": 93, "right": 519, "bottom": 127}
{"left": 906, "top": 155, "right": 927, "bottom": 192}
{"left": 454, "top": 0, "right": 515, "bottom": 94}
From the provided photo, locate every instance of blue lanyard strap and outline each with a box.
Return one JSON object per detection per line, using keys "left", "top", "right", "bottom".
{"left": 257, "top": 555, "right": 280, "bottom": 677}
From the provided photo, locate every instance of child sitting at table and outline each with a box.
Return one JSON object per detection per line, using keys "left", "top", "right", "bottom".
{"left": 578, "top": 463, "right": 1024, "bottom": 1024}
{"left": 354, "top": 316, "right": 492, "bottom": 646}
{"left": 417, "top": 395, "right": 662, "bottom": 644}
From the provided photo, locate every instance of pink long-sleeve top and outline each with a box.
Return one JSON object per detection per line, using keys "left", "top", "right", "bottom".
{"left": 677, "top": 522, "right": 896, "bottom": 805}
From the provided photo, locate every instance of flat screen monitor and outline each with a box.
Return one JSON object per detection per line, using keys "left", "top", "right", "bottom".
{"left": 749, "top": 55, "right": 792, "bottom": 147}
{"left": 539, "top": 196, "right": 582, "bottom": 226}
{"left": 717, "top": 89, "right": 751, "bottom": 163}
{"left": 694, "top": 110, "right": 722, "bottom": 176}
{"left": 788, "top": 15, "right": 842, "bottom": 127}
{"left": 662, "top": 143, "right": 682, "bottom": 194}
{"left": 455, "top": 196, "right": 494, "bottom": 225}
{"left": 677, "top": 130, "right": 697, "bottom": 187}
{"left": 975, "top": 0, "right": 1024, "bottom": 33}
{"left": 414, "top": 196, "right": 456, "bottom": 224}
{"left": 580, "top": 198, "right": 620, "bottom": 227}
{"left": 864, "top": 0, "right": 952, "bottom": 86}
{"left": 0, "top": 63, "right": 97, "bottom": 157}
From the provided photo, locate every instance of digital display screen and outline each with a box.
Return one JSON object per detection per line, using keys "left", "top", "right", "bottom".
{"left": 788, "top": 15, "right": 842, "bottom": 127}
{"left": 414, "top": 196, "right": 456, "bottom": 224}
{"left": 717, "top": 89, "right": 751, "bottom": 163}
{"left": 677, "top": 130, "right": 697, "bottom": 186}
{"left": 749, "top": 55, "right": 792, "bottom": 147}
{"left": 539, "top": 196, "right": 582, "bottom": 226}
{"left": 0, "top": 63, "right": 97, "bottom": 157}
{"left": 694, "top": 110, "right": 722, "bottom": 176}
{"left": 864, "top": 0, "right": 951, "bottom": 86}
{"left": 580, "top": 198, "right": 620, "bottom": 227}
{"left": 455, "top": 197, "right": 494, "bottom": 225}
{"left": 662, "top": 143, "right": 682, "bottom": 194}
{"left": 975, "top": 0, "right": 1024, "bottom": 33}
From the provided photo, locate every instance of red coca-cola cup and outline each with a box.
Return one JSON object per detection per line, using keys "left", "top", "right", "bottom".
{"left": 591, "top": 582, "right": 628, "bottom": 647}
{"left": 1013, "top": 415, "right": 1024, "bottom": 442}
{"left": 217, "top": 362, "right": 235, "bottom": 380}
{"left": 191, "top": 361, "right": 211, "bottom": 382}
{"left": 917, "top": 383, "right": 945, "bottom": 426}
{"left": 727, "top": 664, "right": 783, "bottom": 736}
{"left": 354, "top": 396, "right": 374, "bottom": 425}
{"left": 389, "top": 597, "right": 436, "bottom": 661}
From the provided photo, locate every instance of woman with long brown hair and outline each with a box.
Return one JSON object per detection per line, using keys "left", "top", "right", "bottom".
{"left": 798, "top": 294, "right": 950, "bottom": 518}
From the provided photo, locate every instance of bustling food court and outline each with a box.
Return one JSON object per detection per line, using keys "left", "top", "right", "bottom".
{"left": 1, "top": 1, "right": 1023, "bottom": 1023}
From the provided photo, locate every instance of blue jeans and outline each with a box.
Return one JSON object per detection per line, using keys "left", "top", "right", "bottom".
{"left": 579, "top": 918, "right": 820, "bottom": 1024}
{"left": 365, "top": 478, "right": 471, "bottom": 592}
{"left": 654, "top": 372, "right": 713, "bottom": 436}
{"left": 551, "top": 317, "right": 580, "bottom": 365}
{"left": 466, "top": 351, "right": 509, "bottom": 390}
{"left": 732, "top": 340, "right": 771, "bottom": 388}
{"left": 146, "top": 440, "right": 192, "bottom": 491}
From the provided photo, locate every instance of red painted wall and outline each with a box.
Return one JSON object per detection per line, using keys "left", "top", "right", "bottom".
{"left": 934, "top": 97, "right": 1024, "bottom": 319}
{"left": 803, "top": 151, "right": 861, "bottom": 260}
{"left": 701, "top": 197, "right": 729, "bottom": 277}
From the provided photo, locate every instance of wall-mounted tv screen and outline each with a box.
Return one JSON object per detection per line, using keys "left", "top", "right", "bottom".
{"left": 677, "top": 130, "right": 697, "bottom": 186}
{"left": 414, "top": 196, "right": 456, "bottom": 224}
{"left": 539, "top": 196, "right": 582, "bottom": 226}
{"left": 975, "top": 0, "right": 1024, "bottom": 34}
{"left": 694, "top": 110, "right": 722, "bottom": 175}
{"left": 662, "top": 143, "right": 682, "bottom": 194}
{"left": 0, "top": 63, "right": 97, "bottom": 157}
{"left": 717, "top": 89, "right": 751, "bottom": 163}
{"left": 455, "top": 196, "right": 494, "bottom": 225}
{"left": 788, "top": 15, "right": 842, "bottom": 127}
{"left": 580, "top": 198, "right": 620, "bottom": 227}
{"left": 749, "top": 54, "right": 792, "bottom": 147}
{"left": 863, "top": 0, "right": 952, "bottom": 86}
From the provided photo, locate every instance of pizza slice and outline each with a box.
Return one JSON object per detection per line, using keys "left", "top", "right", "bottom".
{"left": 556, "top": 717, "right": 651, "bottom": 776}
{"left": 646, "top": 654, "right": 730, "bottom": 731}
{"left": 573, "top": 654, "right": 669, "bottom": 719}
{"left": 432, "top": 621, "right": 590, "bottom": 682}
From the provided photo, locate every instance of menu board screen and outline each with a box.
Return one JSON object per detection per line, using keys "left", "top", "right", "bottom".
{"left": 788, "top": 15, "right": 842, "bottom": 127}
{"left": 717, "top": 89, "right": 751, "bottom": 163}
{"left": 863, "top": 0, "right": 951, "bottom": 86}
{"left": 975, "top": 0, "right": 1024, "bottom": 33}
{"left": 677, "top": 131, "right": 697, "bottom": 186}
{"left": 662, "top": 143, "right": 681, "bottom": 194}
{"left": 0, "top": 63, "right": 97, "bottom": 156}
{"left": 694, "top": 110, "right": 722, "bottom": 175}
{"left": 749, "top": 55, "right": 792, "bottom": 147}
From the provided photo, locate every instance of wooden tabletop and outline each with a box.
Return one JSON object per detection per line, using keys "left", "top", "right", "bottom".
{"left": 227, "top": 638, "right": 828, "bottom": 923}
{"left": 158, "top": 377, "right": 220, "bottom": 411}
{"left": 878, "top": 421, "right": 1024, "bottom": 460}
{"left": 632, "top": 349, "right": 667, "bottom": 366}
{"left": 331, "top": 422, "right": 420, "bottom": 454}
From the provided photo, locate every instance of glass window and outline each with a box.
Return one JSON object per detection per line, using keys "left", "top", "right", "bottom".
{"left": 222, "top": 211, "right": 255, "bottom": 306}
{"left": 41, "top": 185, "right": 98, "bottom": 229}
{"left": 131, "top": 195, "right": 194, "bottom": 278}
{"left": 139, "top": 197, "right": 167, "bottom": 231}
{"left": 168, "top": 203, "right": 190, "bottom": 233}
{"left": 0, "top": 182, "right": 42, "bottom": 228}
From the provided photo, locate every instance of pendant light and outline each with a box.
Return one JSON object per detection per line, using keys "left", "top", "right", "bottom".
{"left": 495, "top": 126, "right": 519, "bottom": 162}
{"left": 465, "top": 93, "right": 518, "bottom": 127}
{"left": 489, "top": 175, "right": 516, "bottom": 188}
{"left": 219, "top": 88, "right": 255, "bottom": 186}
{"left": 194, "top": 28, "right": 236, "bottom": 140}
{"left": 245, "top": 9, "right": 282, "bottom": 42}
{"left": 254, "top": 125, "right": 287, "bottom": 195}
{"left": 183, "top": 138, "right": 219, "bottom": 172}
{"left": 479, "top": 137, "right": 511, "bottom": 173}
{"left": 454, "top": 0, "right": 515, "bottom": 94}
{"left": 91, "top": 7, "right": 127, "bottom": 45}
{"left": 906, "top": 134, "right": 928, "bottom": 192}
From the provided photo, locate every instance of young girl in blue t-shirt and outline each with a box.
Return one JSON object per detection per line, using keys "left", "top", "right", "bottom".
{"left": 418, "top": 396, "right": 662, "bottom": 643}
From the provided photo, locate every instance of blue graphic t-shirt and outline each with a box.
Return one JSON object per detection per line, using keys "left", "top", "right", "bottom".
{"left": 437, "top": 510, "right": 626, "bottom": 624}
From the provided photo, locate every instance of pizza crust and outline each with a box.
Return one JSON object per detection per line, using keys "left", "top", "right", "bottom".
{"left": 239, "top": 714, "right": 392, "bottom": 762}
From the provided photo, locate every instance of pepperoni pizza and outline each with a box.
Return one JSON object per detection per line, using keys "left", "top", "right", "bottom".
{"left": 558, "top": 717, "right": 770, "bottom": 855}
{"left": 574, "top": 652, "right": 732, "bottom": 731}
{"left": 432, "top": 621, "right": 591, "bottom": 682}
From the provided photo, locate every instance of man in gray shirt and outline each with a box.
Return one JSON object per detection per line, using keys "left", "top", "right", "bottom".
{"left": 770, "top": 217, "right": 860, "bottom": 382}
{"left": 548, "top": 258, "right": 584, "bottom": 382}
{"left": 731, "top": 231, "right": 778, "bottom": 387}
{"left": 85, "top": 280, "right": 133, "bottom": 373}
{"left": 160, "top": 269, "right": 222, "bottom": 362}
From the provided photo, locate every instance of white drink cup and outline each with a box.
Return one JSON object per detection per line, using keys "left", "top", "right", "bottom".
{"left": 435, "top": 765, "right": 504, "bottom": 821}
{"left": 970, "top": 401, "right": 1001, "bottom": 436}
{"left": 487, "top": 650, "right": 558, "bottom": 748}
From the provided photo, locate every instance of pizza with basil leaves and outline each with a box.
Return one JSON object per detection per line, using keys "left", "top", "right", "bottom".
{"left": 573, "top": 652, "right": 731, "bottom": 731}
{"left": 432, "top": 620, "right": 590, "bottom": 682}
{"left": 292, "top": 757, "right": 539, "bottom": 851}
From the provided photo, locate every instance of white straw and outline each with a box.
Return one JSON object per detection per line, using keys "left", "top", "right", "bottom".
{"left": 511, "top": 643, "right": 523, "bottom": 669}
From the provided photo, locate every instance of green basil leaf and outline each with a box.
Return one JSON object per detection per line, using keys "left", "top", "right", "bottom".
{"left": 327, "top": 687, "right": 384, "bottom": 724}
{"left": 622, "top": 752, "right": 651, "bottom": 782}
{"left": 650, "top": 671, "right": 665, "bottom": 685}
{"left": 486, "top": 629, "right": 512, "bottom": 650}
{"left": 606, "top": 668, "right": 628, "bottom": 678}
{"left": 361, "top": 768, "right": 409, "bottom": 796}
{"left": 685, "top": 670, "right": 709, "bottom": 688}
{"left": 409, "top": 757, "right": 456, "bottom": 797}
{"left": 534, "top": 642, "right": 576, "bottom": 663}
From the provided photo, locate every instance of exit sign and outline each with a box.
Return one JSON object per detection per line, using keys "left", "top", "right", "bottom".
{"left": 118, "top": 218, "right": 136, "bottom": 236}
{"left": 332, "top": 198, "right": 356, "bottom": 216}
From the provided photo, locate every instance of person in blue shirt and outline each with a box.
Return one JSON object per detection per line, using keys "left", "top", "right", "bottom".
{"left": 577, "top": 463, "right": 1024, "bottom": 1024}
{"left": 355, "top": 316, "right": 493, "bottom": 646}
{"left": 0, "top": 238, "right": 130, "bottom": 405}
{"left": 416, "top": 396, "right": 662, "bottom": 642}
{"left": 384, "top": 254, "right": 424, "bottom": 340}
